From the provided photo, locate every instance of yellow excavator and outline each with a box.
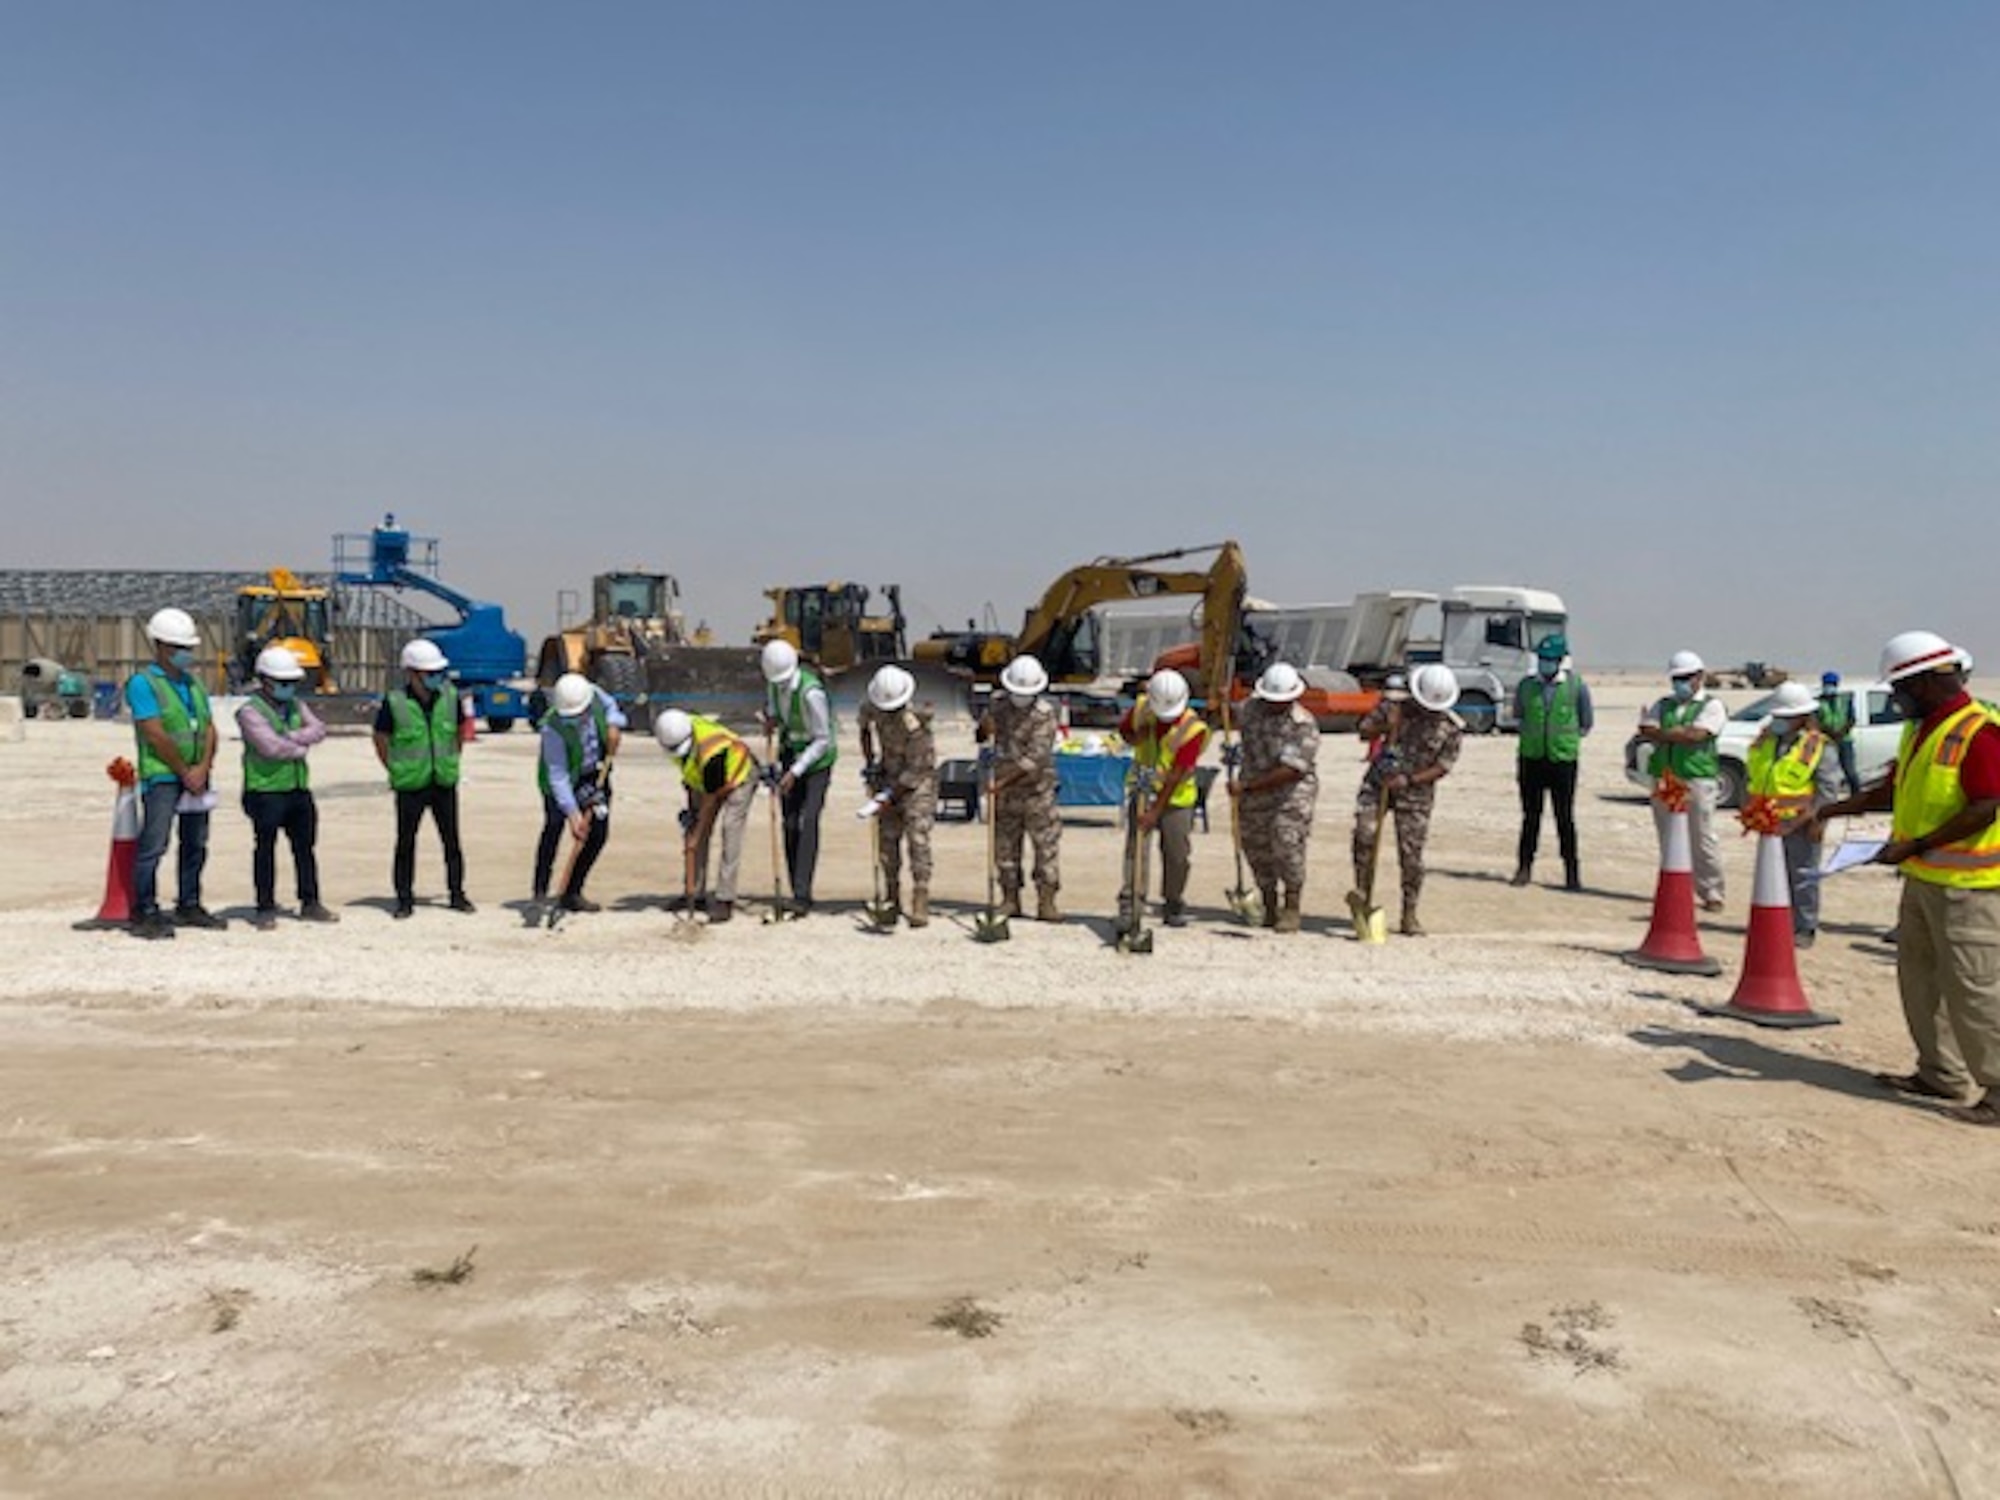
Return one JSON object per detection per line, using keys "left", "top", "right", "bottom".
{"left": 914, "top": 542, "right": 1250, "bottom": 712}
{"left": 232, "top": 568, "right": 336, "bottom": 691}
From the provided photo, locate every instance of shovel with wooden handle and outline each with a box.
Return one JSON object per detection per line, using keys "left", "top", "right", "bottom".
{"left": 1220, "top": 704, "right": 1259, "bottom": 925}
{"left": 863, "top": 792, "right": 898, "bottom": 931}
{"left": 1116, "top": 775, "right": 1155, "bottom": 955}
{"left": 1347, "top": 776, "right": 1391, "bottom": 944}
{"left": 761, "top": 729, "right": 799, "bottom": 924}
{"left": 973, "top": 757, "right": 1011, "bottom": 943}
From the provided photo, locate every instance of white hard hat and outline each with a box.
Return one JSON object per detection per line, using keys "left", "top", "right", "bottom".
{"left": 1667, "top": 650, "right": 1705, "bottom": 678}
{"left": 1000, "top": 654, "right": 1049, "bottom": 697}
{"left": 1383, "top": 673, "right": 1410, "bottom": 702}
{"left": 1411, "top": 663, "right": 1461, "bottom": 713}
{"left": 760, "top": 639, "right": 799, "bottom": 686}
{"left": 145, "top": 607, "right": 201, "bottom": 648}
{"left": 1879, "top": 629, "right": 1972, "bottom": 684}
{"left": 654, "top": 708, "right": 694, "bottom": 757}
{"left": 1146, "top": 669, "right": 1190, "bottom": 721}
{"left": 1253, "top": 662, "right": 1306, "bottom": 704}
{"left": 255, "top": 646, "right": 305, "bottom": 682}
{"left": 401, "top": 638, "right": 449, "bottom": 673}
{"left": 868, "top": 664, "right": 915, "bottom": 713}
{"left": 1767, "top": 681, "right": 1817, "bottom": 718}
{"left": 552, "top": 673, "right": 595, "bottom": 718}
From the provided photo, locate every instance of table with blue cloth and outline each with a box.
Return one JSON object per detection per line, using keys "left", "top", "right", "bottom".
{"left": 1056, "top": 752, "right": 1131, "bottom": 808}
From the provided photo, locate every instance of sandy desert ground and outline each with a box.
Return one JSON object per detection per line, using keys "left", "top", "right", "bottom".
{"left": 2, "top": 672, "right": 1998, "bottom": 1497}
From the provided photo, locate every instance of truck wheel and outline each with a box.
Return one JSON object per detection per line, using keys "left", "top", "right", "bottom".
{"left": 1456, "top": 691, "right": 1497, "bottom": 735}
{"left": 593, "top": 654, "right": 651, "bottom": 731}
{"left": 485, "top": 716, "right": 515, "bottom": 734}
{"left": 1715, "top": 760, "right": 1746, "bottom": 810}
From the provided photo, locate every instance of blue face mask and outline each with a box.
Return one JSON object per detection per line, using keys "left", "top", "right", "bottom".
{"left": 268, "top": 682, "right": 297, "bottom": 703}
{"left": 1671, "top": 677, "right": 1697, "bottom": 701}
{"left": 424, "top": 672, "right": 449, "bottom": 692}
{"left": 169, "top": 648, "right": 197, "bottom": 672}
{"left": 1537, "top": 659, "right": 1560, "bottom": 679}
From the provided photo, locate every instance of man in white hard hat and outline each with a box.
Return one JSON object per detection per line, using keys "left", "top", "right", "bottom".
{"left": 857, "top": 665, "right": 938, "bottom": 927}
{"left": 1232, "top": 662, "right": 1320, "bottom": 933}
{"left": 531, "top": 672, "right": 625, "bottom": 915}
{"left": 977, "top": 654, "right": 1064, "bottom": 922}
{"left": 373, "top": 639, "right": 473, "bottom": 919}
{"left": 1116, "top": 668, "right": 1211, "bottom": 930}
{"left": 657, "top": 707, "right": 759, "bottom": 923}
{"left": 124, "top": 607, "right": 224, "bottom": 938}
{"left": 760, "top": 639, "right": 836, "bottom": 917}
{"left": 1812, "top": 630, "right": 2000, "bottom": 1125}
{"left": 236, "top": 646, "right": 337, "bottom": 930}
{"left": 1354, "top": 662, "right": 1463, "bottom": 936}
{"left": 1636, "top": 650, "right": 1728, "bottom": 911}
{"left": 1743, "top": 680, "right": 1840, "bottom": 948}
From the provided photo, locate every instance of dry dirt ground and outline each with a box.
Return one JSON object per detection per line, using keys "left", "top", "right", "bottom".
{"left": 3, "top": 674, "right": 1998, "bottom": 1497}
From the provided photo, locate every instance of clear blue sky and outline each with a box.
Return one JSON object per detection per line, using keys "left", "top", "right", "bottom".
{"left": 4, "top": 1, "right": 1994, "bottom": 672}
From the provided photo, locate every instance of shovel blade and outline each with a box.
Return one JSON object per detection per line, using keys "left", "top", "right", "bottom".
{"left": 865, "top": 902, "right": 899, "bottom": 931}
{"left": 1346, "top": 889, "right": 1387, "bottom": 944}
{"left": 974, "top": 912, "right": 1012, "bottom": 944}
{"left": 1227, "top": 885, "right": 1262, "bottom": 926}
{"left": 1117, "top": 927, "right": 1154, "bottom": 955}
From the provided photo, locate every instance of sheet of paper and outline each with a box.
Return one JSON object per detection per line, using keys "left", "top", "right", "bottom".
{"left": 1814, "top": 839, "right": 1885, "bottom": 878}
{"left": 175, "top": 789, "right": 220, "bottom": 814}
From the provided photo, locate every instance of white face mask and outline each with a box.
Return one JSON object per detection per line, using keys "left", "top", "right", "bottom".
{"left": 1007, "top": 692, "right": 1035, "bottom": 709}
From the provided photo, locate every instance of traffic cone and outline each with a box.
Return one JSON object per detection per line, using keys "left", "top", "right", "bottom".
{"left": 73, "top": 758, "right": 140, "bottom": 931}
{"left": 459, "top": 693, "right": 478, "bottom": 745}
{"left": 1692, "top": 832, "right": 1838, "bottom": 1029}
{"left": 1624, "top": 805, "right": 1722, "bottom": 977}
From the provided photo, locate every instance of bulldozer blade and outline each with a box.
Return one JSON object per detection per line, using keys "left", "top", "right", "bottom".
{"left": 974, "top": 910, "right": 1012, "bottom": 944}
{"left": 1346, "top": 888, "right": 1388, "bottom": 945}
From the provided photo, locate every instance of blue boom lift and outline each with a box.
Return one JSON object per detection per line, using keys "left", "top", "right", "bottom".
{"left": 334, "top": 515, "right": 534, "bottom": 731}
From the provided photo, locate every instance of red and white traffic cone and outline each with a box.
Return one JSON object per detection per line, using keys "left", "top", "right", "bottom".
{"left": 459, "top": 693, "right": 478, "bottom": 745}
{"left": 73, "top": 758, "right": 141, "bottom": 931}
{"left": 1693, "top": 832, "right": 1838, "bottom": 1029}
{"left": 1624, "top": 804, "right": 1722, "bottom": 977}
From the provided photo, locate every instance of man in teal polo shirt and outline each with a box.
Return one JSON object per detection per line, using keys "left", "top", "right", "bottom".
{"left": 1511, "top": 634, "right": 1593, "bottom": 892}
{"left": 124, "top": 607, "right": 225, "bottom": 939}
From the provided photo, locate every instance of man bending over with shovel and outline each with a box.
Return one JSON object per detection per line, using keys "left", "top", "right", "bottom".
{"left": 1352, "top": 663, "right": 1463, "bottom": 938}
{"left": 1117, "top": 668, "right": 1210, "bottom": 931}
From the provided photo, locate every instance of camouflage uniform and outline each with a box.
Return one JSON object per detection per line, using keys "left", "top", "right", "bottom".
{"left": 1352, "top": 700, "right": 1462, "bottom": 920}
{"left": 1238, "top": 699, "right": 1320, "bottom": 896}
{"left": 859, "top": 702, "right": 936, "bottom": 891}
{"left": 982, "top": 695, "right": 1063, "bottom": 901}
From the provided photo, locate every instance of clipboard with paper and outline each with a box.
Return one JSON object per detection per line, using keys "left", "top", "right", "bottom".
{"left": 1812, "top": 839, "right": 1885, "bottom": 879}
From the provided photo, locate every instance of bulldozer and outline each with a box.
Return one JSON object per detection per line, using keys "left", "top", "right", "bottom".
{"left": 534, "top": 571, "right": 694, "bottom": 726}
{"left": 752, "top": 584, "right": 909, "bottom": 672}
{"left": 232, "top": 569, "right": 336, "bottom": 692}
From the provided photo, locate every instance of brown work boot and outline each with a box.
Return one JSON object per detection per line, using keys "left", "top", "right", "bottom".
{"left": 1400, "top": 906, "right": 1426, "bottom": 938}
{"left": 1259, "top": 886, "right": 1279, "bottom": 929}
{"left": 1036, "top": 886, "right": 1062, "bottom": 923}
{"left": 908, "top": 886, "right": 930, "bottom": 928}
{"left": 1275, "top": 890, "right": 1302, "bottom": 934}
{"left": 1001, "top": 886, "right": 1023, "bottom": 919}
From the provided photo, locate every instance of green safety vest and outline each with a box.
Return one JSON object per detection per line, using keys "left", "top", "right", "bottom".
{"left": 769, "top": 667, "right": 837, "bottom": 774}
{"left": 1816, "top": 694, "right": 1854, "bottom": 737}
{"left": 242, "top": 696, "right": 309, "bottom": 793}
{"left": 537, "top": 699, "right": 611, "bottom": 798}
{"left": 385, "top": 686, "right": 461, "bottom": 791}
{"left": 1651, "top": 696, "right": 1719, "bottom": 782}
{"left": 681, "top": 715, "right": 753, "bottom": 794}
{"left": 1518, "top": 675, "right": 1582, "bottom": 763}
{"left": 129, "top": 664, "right": 211, "bottom": 784}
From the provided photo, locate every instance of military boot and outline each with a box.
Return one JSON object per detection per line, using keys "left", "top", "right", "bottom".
{"left": 908, "top": 886, "right": 931, "bottom": 928}
{"left": 1258, "top": 885, "right": 1279, "bottom": 929}
{"left": 1036, "top": 885, "right": 1063, "bottom": 923}
{"left": 1275, "top": 889, "right": 1303, "bottom": 934}
{"left": 1000, "top": 885, "right": 1023, "bottom": 920}
{"left": 1400, "top": 905, "right": 1426, "bottom": 938}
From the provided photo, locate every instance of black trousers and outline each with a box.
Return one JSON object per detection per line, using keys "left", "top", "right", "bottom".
{"left": 1516, "top": 757, "right": 1579, "bottom": 872}
{"left": 394, "top": 784, "right": 466, "bottom": 903}
{"left": 781, "top": 766, "right": 831, "bottom": 903}
{"left": 243, "top": 788, "right": 320, "bottom": 910}
{"left": 533, "top": 784, "right": 612, "bottom": 899}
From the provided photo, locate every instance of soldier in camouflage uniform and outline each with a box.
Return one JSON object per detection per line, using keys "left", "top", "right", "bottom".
{"left": 1353, "top": 663, "right": 1463, "bottom": 936}
{"left": 858, "top": 665, "right": 937, "bottom": 927}
{"left": 1232, "top": 662, "right": 1320, "bottom": 933}
{"left": 977, "top": 654, "right": 1064, "bottom": 921}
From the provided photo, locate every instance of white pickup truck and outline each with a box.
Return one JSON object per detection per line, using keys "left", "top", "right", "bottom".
{"left": 1624, "top": 683, "right": 1906, "bottom": 808}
